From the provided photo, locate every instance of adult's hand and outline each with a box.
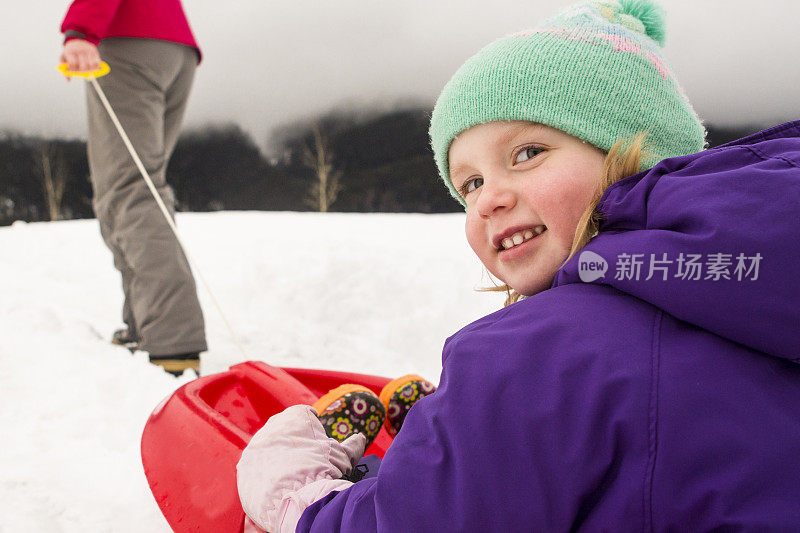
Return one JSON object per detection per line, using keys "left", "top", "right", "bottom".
{"left": 60, "top": 39, "right": 101, "bottom": 78}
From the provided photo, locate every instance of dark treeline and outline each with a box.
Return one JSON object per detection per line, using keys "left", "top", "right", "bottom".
{"left": 0, "top": 136, "right": 93, "bottom": 224}
{"left": 0, "top": 107, "right": 775, "bottom": 226}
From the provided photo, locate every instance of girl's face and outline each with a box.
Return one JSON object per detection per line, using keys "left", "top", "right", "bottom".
{"left": 449, "top": 121, "right": 606, "bottom": 296}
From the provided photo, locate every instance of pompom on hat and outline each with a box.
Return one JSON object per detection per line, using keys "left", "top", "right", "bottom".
{"left": 429, "top": 0, "right": 707, "bottom": 207}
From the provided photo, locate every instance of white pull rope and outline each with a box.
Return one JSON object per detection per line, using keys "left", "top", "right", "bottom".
{"left": 89, "top": 76, "right": 248, "bottom": 359}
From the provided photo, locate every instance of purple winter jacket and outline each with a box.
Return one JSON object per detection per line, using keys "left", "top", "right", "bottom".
{"left": 298, "top": 120, "right": 800, "bottom": 531}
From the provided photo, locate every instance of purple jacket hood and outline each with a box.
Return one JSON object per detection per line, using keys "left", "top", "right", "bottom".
{"left": 554, "top": 120, "right": 800, "bottom": 362}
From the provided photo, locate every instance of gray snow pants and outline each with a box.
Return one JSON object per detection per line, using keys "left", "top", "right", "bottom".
{"left": 87, "top": 38, "right": 207, "bottom": 356}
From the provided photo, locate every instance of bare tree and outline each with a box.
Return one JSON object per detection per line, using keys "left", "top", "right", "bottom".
{"left": 301, "top": 124, "right": 343, "bottom": 212}
{"left": 33, "top": 141, "right": 70, "bottom": 221}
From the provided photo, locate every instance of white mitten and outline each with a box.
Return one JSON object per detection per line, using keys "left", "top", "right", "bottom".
{"left": 237, "top": 404, "right": 367, "bottom": 532}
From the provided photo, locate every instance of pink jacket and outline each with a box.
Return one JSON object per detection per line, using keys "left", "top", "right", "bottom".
{"left": 60, "top": 0, "right": 200, "bottom": 57}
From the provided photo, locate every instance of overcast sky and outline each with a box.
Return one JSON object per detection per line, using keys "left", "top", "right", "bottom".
{"left": 6, "top": 0, "right": 800, "bottom": 154}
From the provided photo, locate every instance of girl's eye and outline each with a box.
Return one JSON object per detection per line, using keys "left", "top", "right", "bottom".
{"left": 514, "top": 146, "right": 544, "bottom": 164}
{"left": 459, "top": 176, "right": 483, "bottom": 197}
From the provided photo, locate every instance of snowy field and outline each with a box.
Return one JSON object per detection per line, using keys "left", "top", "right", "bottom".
{"left": 0, "top": 211, "right": 503, "bottom": 532}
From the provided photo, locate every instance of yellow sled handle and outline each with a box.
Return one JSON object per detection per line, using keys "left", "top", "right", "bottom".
{"left": 57, "top": 61, "right": 110, "bottom": 79}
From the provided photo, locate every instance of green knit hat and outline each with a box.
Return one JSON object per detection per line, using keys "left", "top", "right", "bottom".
{"left": 429, "top": 0, "right": 707, "bottom": 207}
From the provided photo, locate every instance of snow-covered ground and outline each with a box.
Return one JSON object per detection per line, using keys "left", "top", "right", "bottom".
{"left": 0, "top": 212, "right": 503, "bottom": 532}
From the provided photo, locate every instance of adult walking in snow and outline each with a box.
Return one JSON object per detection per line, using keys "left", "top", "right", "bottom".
{"left": 59, "top": 0, "right": 206, "bottom": 375}
{"left": 235, "top": 0, "right": 800, "bottom": 530}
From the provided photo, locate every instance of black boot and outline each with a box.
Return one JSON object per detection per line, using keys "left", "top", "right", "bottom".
{"left": 148, "top": 352, "right": 200, "bottom": 376}
{"left": 111, "top": 328, "right": 140, "bottom": 352}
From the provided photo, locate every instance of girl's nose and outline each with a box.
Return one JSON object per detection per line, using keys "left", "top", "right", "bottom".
{"left": 476, "top": 178, "right": 516, "bottom": 218}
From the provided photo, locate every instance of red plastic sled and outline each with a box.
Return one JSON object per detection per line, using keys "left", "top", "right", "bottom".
{"left": 141, "top": 361, "right": 394, "bottom": 532}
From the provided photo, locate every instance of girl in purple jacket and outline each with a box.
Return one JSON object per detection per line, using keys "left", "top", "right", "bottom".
{"left": 238, "top": 1, "right": 800, "bottom": 531}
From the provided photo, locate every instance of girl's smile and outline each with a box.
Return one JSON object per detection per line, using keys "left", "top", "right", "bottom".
{"left": 496, "top": 225, "right": 547, "bottom": 261}
{"left": 448, "top": 121, "right": 607, "bottom": 296}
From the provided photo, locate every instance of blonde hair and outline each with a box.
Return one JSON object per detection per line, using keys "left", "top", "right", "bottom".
{"left": 477, "top": 132, "right": 650, "bottom": 307}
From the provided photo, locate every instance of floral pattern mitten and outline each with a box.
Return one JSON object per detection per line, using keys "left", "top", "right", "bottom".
{"left": 379, "top": 375, "right": 437, "bottom": 437}
{"left": 312, "top": 385, "right": 386, "bottom": 449}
